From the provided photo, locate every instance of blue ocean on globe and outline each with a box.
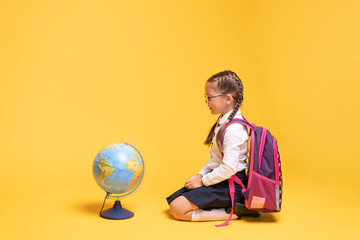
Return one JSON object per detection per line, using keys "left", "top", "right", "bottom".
{"left": 93, "top": 143, "right": 144, "bottom": 195}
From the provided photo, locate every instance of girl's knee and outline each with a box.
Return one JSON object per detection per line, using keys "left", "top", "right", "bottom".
{"left": 169, "top": 201, "right": 184, "bottom": 220}
{"left": 169, "top": 196, "right": 197, "bottom": 221}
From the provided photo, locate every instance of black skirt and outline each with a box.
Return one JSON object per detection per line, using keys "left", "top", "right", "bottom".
{"left": 166, "top": 171, "right": 248, "bottom": 210}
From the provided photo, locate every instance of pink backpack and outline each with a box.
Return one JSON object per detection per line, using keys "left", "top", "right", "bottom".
{"left": 216, "top": 117, "right": 283, "bottom": 227}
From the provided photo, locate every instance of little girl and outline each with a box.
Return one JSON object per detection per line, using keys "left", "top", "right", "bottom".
{"left": 166, "top": 70, "right": 259, "bottom": 222}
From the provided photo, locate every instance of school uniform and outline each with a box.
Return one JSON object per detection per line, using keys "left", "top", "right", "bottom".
{"left": 166, "top": 109, "right": 249, "bottom": 209}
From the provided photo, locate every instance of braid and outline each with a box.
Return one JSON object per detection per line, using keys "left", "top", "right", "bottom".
{"left": 215, "top": 100, "right": 241, "bottom": 148}
{"left": 204, "top": 116, "right": 221, "bottom": 146}
{"left": 227, "top": 100, "right": 241, "bottom": 123}
{"left": 234, "top": 75, "right": 244, "bottom": 105}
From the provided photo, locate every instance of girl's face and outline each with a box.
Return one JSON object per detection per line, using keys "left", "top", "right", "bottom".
{"left": 205, "top": 82, "right": 234, "bottom": 115}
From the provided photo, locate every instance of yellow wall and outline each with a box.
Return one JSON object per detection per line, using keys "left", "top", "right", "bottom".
{"left": 1, "top": 0, "right": 359, "bottom": 239}
{"left": 244, "top": 1, "right": 360, "bottom": 186}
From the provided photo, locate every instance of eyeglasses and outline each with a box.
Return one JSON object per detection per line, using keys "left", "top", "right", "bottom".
{"left": 204, "top": 93, "right": 225, "bottom": 103}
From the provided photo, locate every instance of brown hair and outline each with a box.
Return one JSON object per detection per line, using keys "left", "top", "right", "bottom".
{"left": 204, "top": 70, "right": 244, "bottom": 149}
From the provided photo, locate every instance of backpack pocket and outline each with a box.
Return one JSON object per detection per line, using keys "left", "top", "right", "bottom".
{"left": 244, "top": 171, "right": 280, "bottom": 212}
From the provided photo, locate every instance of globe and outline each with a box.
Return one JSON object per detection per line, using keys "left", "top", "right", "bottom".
{"left": 92, "top": 142, "right": 144, "bottom": 219}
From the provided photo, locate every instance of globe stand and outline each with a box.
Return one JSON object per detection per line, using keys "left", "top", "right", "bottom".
{"left": 99, "top": 193, "right": 134, "bottom": 220}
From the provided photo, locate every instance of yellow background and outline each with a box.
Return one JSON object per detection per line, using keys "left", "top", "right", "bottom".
{"left": 1, "top": 0, "right": 359, "bottom": 239}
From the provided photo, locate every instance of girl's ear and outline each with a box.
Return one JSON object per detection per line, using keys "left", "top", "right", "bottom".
{"left": 225, "top": 94, "right": 233, "bottom": 104}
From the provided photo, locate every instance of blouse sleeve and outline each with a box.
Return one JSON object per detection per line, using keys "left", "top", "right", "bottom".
{"left": 198, "top": 145, "right": 221, "bottom": 177}
{"left": 198, "top": 162, "right": 212, "bottom": 177}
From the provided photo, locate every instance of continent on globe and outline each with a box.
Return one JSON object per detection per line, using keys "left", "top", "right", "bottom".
{"left": 98, "top": 158, "right": 115, "bottom": 184}
{"left": 126, "top": 159, "right": 143, "bottom": 187}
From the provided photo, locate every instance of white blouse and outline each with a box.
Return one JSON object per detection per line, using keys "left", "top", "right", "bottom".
{"left": 198, "top": 109, "right": 249, "bottom": 186}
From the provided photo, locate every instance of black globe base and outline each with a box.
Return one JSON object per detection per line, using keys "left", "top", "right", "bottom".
{"left": 100, "top": 200, "right": 134, "bottom": 220}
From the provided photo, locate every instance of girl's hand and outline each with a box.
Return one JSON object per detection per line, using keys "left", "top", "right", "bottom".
{"left": 185, "top": 175, "right": 204, "bottom": 189}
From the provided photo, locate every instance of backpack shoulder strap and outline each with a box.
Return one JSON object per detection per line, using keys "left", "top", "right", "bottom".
{"left": 221, "top": 117, "right": 254, "bottom": 144}
{"left": 227, "top": 118, "right": 254, "bottom": 129}
{"left": 216, "top": 117, "right": 252, "bottom": 227}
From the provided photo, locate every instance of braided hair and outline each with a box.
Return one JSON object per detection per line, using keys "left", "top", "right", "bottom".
{"left": 204, "top": 70, "right": 244, "bottom": 149}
